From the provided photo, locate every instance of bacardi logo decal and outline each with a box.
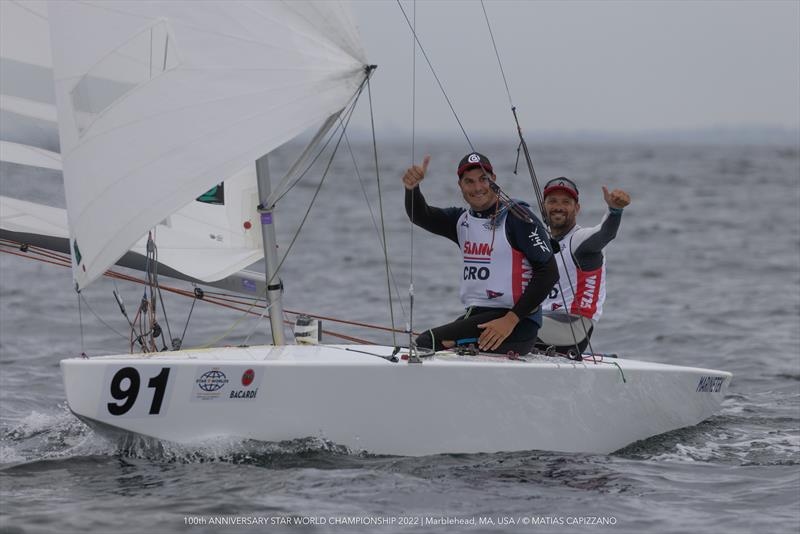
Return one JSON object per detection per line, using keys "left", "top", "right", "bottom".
{"left": 241, "top": 369, "right": 255, "bottom": 386}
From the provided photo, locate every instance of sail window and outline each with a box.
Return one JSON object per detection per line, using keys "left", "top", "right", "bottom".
{"left": 196, "top": 183, "right": 225, "bottom": 205}
{"left": 70, "top": 19, "right": 179, "bottom": 135}
{"left": 72, "top": 240, "right": 82, "bottom": 265}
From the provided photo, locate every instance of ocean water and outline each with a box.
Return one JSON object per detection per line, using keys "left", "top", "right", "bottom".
{"left": 1, "top": 140, "right": 798, "bottom": 533}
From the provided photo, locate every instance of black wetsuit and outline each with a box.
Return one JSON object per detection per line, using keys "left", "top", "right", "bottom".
{"left": 405, "top": 187, "right": 559, "bottom": 354}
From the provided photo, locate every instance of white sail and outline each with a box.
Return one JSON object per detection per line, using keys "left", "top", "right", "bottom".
{"left": 1, "top": 166, "right": 261, "bottom": 282}
{"left": 1, "top": 1, "right": 266, "bottom": 283}
{"left": 128, "top": 164, "right": 265, "bottom": 282}
{"left": 0, "top": 173, "right": 264, "bottom": 283}
{"left": 0, "top": 1, "right": 59, "bottom": 144}
{"left": 0, "top": 141, "right": 61, "bottom": 170}
{"left": 0, "top": 94, "right": 57, "bottom": 124}
{"left": 46, "top": 0, "right": 367, "bottom": 289}
{"left": 0, "top": 1, "right": 51, "bottom": 69}
{"left": 0, "top": 195, "right": 69, "bottom": 238}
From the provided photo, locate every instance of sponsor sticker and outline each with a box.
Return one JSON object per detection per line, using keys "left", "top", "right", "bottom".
{"left": 241, "top": 369, "right": 255, "bottom": 386}
{"left": 696, "top": 376, "right": 725, "bottom": 393}
{"left": 191, "top": 366, "right": 261, "bottom": 402}
{"left": 528, "top": 227, "right": 550, "bottom": 253}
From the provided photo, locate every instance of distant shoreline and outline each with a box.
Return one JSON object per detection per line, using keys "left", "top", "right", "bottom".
{"left": 342, "top": 126, "right": 800, "bottom": 147}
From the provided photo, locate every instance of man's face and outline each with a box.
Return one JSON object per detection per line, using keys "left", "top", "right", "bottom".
{"left": 544, "top": 191, "right": 580, "bottom": 232}
{"left": 458, "top": 168, "right": 498, "bottom": 211}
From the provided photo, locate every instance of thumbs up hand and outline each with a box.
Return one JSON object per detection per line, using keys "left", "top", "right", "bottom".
{"left": 602, "top": 186, "right": 631, "bottom": 209}
{"left": 402, "top": 155, "right": 431, "bottom": 190}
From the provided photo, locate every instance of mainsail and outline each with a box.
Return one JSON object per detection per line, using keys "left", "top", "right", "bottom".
{"left": 0, "top": 0, "right": 59, "bottom": 152}
{"left": 0, "top": 1, "right": 360, "bottom": 286}
{"left": 44, "top": 0, "right": 367, "bottom": 289}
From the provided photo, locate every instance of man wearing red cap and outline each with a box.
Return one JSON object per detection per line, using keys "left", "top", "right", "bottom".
{"left": 402, "top": 152, "right": 559, "bottom": 354}
{"left": 536, "top": 177, "right": 631, "bottom": 354}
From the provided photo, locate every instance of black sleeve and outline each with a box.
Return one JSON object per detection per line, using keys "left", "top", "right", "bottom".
{"left": 404, "top": 186, "right": 463, "bottom": 245}
{"left": 505, "top": 208, "right": 560, "bottom": 318}
{"left": 572, "top": 210, "right": 623, "bottom": 271}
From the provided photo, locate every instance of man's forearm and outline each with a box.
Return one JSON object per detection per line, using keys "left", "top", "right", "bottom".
{"left": 511, "top": 256, "right": 559, "bottom": 318}
{"left": 404, "top": 187, "right": 459, "bottom": 242}
{"left": 573, "top": 210, "right": 623, "bottom": 256}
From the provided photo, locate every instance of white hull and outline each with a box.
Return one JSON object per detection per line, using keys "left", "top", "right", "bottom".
{"left": 61, "top": 345, "right": 731, "bottom": 456}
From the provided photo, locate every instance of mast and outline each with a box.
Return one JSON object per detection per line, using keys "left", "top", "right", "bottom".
{"left": 255, "top": 154, "right": 286, "bottom": 345}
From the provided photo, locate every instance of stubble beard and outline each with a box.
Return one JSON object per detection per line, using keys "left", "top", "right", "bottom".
{"left": 548, "top": 212, "right": 573, "bottom": 236}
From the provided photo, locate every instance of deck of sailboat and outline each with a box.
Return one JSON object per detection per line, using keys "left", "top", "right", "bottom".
{"left": 68, "top": 343, "right": 731, "bottom": 375}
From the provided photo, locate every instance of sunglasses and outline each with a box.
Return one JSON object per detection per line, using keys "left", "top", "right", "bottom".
{"left": 544, "top": 177, "right": 579, "bottom": 195}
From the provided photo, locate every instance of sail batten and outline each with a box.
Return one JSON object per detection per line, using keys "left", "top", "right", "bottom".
{"left": 46, "top": 1, "right": 367, "bottom": 289}
{"left": 0, "top": 141, "right": 62, "bottom": 170}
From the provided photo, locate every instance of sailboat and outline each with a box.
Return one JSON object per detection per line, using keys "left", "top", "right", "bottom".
{"left": 0, "top": 0, "right": 730, "bottom": 456}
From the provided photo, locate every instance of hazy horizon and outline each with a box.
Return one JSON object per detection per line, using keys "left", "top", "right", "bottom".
{"left": 348, "top": 1, "right": 800, "bottom": 143}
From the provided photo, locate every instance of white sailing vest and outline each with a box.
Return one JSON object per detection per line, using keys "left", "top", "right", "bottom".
{"left": 542, "top": 225, "right": 606, "bottom": 321}
{"left": 456, "top": 210, "right": 535, "bottom": 313}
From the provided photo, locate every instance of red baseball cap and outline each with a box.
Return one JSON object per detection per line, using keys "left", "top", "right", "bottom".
{"left": 457, "top": 152, "right": 493, "bottom": 178}
{"left": 543, "top": 177, "right": 579, "bottom": 200}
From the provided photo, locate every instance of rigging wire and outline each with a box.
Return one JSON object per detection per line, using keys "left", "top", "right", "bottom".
{"left": 2, "top": 237, "right": 419, "bottom": 340}
{"left": 196, "top": 71, "right": 373, "bottom": 348}
{"left": 395, "top": 0, "right": 473, "bottom": 149}
{"left": 195, "top": 128, "right": 355, "bottom": 344}
{"left": 271, "top": 76, "right": 376, "bottom": 206}
{"left": 151, "top": 234, "right": 174, "bottom": 347}
{"left": 480, "top": 0, "right": 514, "bottom": 109}
{"left": 479, "top": 0, "right": 595, "bottom": 361}
{"left": 341, "top": 127, "right": 408, "bottom": 321}
{"left": 76, "top": 291, "right": 86, "bottom": 356}
{"left": 140, "top": 231, "right": 156, "bottom": 352}
{"left": 140, "top": 230, "right": 168, "bottom": 352}
{"left": 366, "top": 77, "right": 398, "bottom": 347}
{"left": 395, "top": 0, "right": 530, "bottom": 226}
{"left": 2, "top": 240, "right": 379, "bottom": 345}
{"left": 241, "top": 300, "right": 276, "bottom": 346}
{"left": 411, "top": 0, "right": 417, "bottom": 166}
{"left": 408, "top": 0, "right": 418, "bottom": 353}
{"left": 79, "top": 293, "right": 129, "bottom": 341}
{"left": 267, "top": 74, "right": 371, "bottom": 287}
{"left": 182, "top": 289, "right": 419, "bottom": 335}
{"left": 177, "top": 288, "right": 200, "bottom": 349}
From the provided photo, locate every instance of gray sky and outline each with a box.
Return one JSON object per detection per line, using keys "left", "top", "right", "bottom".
{"left": 351, "top": 0, "right": 800, "bottom": 138}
